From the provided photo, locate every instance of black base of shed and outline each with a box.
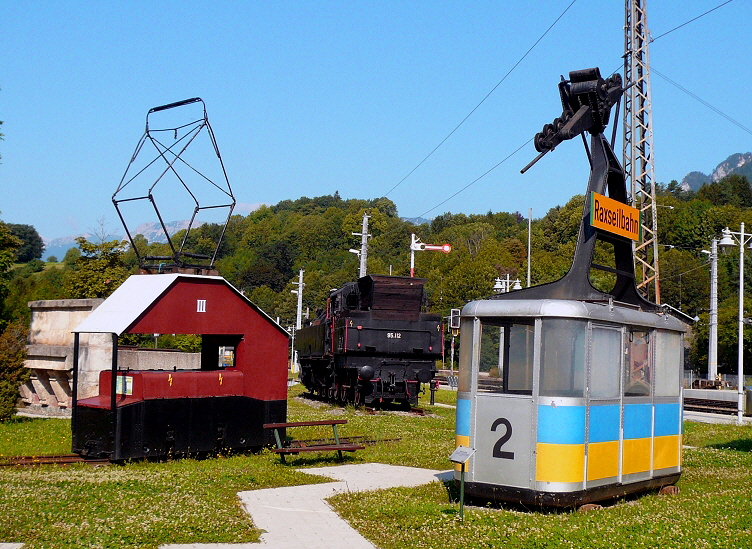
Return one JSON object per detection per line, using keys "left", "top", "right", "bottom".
{"left": 73, "top": 396, "right": 286, "bottom": 461}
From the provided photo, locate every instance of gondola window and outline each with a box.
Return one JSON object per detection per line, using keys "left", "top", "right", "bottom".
{"left": 479, "top": 322, "right": 534, "bottom": 394}
{"left": 540, "top": 318, "right": 586, "bottom": 397}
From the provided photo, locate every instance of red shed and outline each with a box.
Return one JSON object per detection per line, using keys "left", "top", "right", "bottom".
{"left": 71, "top": 274, "right": 289, "bottom": 460}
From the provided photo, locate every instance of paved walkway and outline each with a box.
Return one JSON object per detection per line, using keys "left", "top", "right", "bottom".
{"left": 162, "top": 463, "right": 452, "bottom": 549}
{"left": 684, "top": 409, "right": 752, "bottom": 424}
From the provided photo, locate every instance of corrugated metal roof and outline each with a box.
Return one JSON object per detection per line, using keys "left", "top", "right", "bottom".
{"left": 72, "top": 274, "right": 244, "bottom": 335}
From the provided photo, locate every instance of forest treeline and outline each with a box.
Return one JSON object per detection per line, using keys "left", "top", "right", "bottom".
{"left": 4, "top": 174, "right": 752, "bottom": 384}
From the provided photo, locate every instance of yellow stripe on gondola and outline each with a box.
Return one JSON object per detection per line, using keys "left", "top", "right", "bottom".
{"left": 587, "top": 440, "right": 619, "bottom": 481}
{"left": 622, "top": 438, "right": 652, "bottom": 475}
{"left": 536, "top": 443, "right": 585, "bottom": 483}
{"left": 653, "top": 434, "right": 681, "bottom": 470}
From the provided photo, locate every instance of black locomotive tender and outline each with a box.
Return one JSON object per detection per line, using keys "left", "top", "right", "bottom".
{"left": 295, "top": 275, "right": 442, "bottom": 407}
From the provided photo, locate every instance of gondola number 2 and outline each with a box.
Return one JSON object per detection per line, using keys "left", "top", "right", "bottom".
{"left": 491, "top": 418, "right": 514, "bottom": 459}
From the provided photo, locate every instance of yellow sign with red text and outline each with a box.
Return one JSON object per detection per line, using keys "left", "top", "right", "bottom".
{"left": 590, "top": 192, "right": 641, "bottom": 241}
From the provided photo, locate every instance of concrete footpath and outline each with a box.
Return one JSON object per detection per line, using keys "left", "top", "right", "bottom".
{"left": 684, "top": 409, "right": 752, "bottom": 424}
{"left": 162, "top": 463, "right": 453, "bottom": 549}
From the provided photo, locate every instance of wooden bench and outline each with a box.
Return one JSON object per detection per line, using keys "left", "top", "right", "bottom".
{"left": 263, "top": 419, "right": 365, "bottom": 463}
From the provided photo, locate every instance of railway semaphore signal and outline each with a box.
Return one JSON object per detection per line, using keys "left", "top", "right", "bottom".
{"left": 410, "top": 233, "right": 452, "bottom": 277}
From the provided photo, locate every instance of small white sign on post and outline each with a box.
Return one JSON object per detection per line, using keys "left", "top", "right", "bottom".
{"left": 450, "top": 445, "right": 475, "bottom": 464}
{"left": 449, "top": 446, "right": 475, "bottom": 521}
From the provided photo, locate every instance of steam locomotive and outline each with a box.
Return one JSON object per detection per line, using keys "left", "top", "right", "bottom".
{"left": 295, "top": 275, "right": 443, "bottom": 408}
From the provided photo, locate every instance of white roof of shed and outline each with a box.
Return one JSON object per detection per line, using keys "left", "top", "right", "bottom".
{"left": 73, "top": 273, "right": 230, "bottom": 335}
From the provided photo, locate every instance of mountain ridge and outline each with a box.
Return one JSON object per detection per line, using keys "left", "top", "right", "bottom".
{"left": 43, "top": 220, "right": 203, "bottom": 259}
{"left": 680, "top": 152, "right": 752, "bottom": 191}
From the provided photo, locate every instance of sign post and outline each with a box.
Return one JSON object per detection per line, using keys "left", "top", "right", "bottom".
{"left": 449, "top": 446, "right": 476, "bottom": 521}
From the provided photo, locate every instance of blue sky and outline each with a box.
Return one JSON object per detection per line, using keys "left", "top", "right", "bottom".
{"left": 1, "top": 0, "right": 750, "bottom": 242}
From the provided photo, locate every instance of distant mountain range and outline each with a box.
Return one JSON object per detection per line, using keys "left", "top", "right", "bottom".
{"left": 680, "top": 152, "right": 752, "bottom": 191}
{"left": 43, "top": 220, "right": 203, "bottom": 260}
{"left": 400, "top": 217, "right": 431, "bottom": 226}
{"left": 40, "top": 156, "right": 752, "bottom": 259}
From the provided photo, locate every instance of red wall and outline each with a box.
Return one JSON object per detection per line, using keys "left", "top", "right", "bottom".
{"left": 127, "top": 278, "right": 289, "bottom": 400}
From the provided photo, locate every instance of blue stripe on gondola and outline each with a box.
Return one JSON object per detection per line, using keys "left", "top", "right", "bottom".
{"left": 623, "top": 403, "right": 652, "bottom": 439}
{"left": 537, "top": 405, "right": 585, "bottom": 444}
{"left": 456, "top": 398, "right": 471, "bottom": 436}
{"left": 588, "top": 405, "right": 620, "bottom": 443}
{"left": 654, "top": 402, "right": 681, "bottom": 437}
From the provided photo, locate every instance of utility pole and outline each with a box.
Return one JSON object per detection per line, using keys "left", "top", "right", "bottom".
{"left": 708, "top": 238, "right": 718, "bottom": 381}
{"left": 290, "top": 269, "right": 304, "bottom": 373}
{"left": 624, "top": 0, "right": 661, "bottom": 303}
{"left": 527, "top": 208, "right": 532, "bottom": 287}
{"left": 351, "top": 213, "right": 370, "bottom": 278}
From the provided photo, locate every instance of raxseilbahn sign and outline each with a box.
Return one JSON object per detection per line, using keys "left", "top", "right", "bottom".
{"left": 590, "top": 191, "right": 641, "bottom": 241}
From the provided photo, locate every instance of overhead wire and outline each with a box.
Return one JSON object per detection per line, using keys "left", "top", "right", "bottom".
{"left": 637, "top": 0, "right": 746, "bottom": 135}
{"left": 661, "top": 261, "right": 711, "bottom": 281}
{"left": 649, "top": 0, "right": 735, "bottom": 43}
{"left": 651, "top": 68, "right": 752, "bottom": 137}
{"left": 413, "top": 0, "right": 741, "bottom": 219}
{"left": 642, "top": 1, "right": 750, "bottom": 141}
{"left": 623, "top": 0, "right": 746, "bottom": 133}
{"left": 419, "top": 138, "right": 532, "bottom": 218}
{"left": 384, "top": 0, "right": 578, "bottom": 198}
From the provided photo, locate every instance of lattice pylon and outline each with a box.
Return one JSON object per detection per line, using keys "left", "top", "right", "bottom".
{"left": 624, "top": 0, "right": 661, "bottom": 303}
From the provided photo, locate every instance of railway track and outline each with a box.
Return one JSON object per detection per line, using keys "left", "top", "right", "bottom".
{"left": 0, "top": 454, "right": 111, "bottom": 468}
{"left": 683, "top": 398, "right": 739, "bottom": 416}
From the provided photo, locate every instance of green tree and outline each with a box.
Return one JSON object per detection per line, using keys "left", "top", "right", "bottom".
{"left": 697, "top": 174, "right": 752, "bottom": 208}
{"left": 7, "top": 224, "right": 44, "bottom": 262}
{"left": 659, "top": 248, "right": 710, "bottom": 317}
{"left": 65, "top": 238, "right": 130, "bottom": 298}
{"left": 0, "top": 219, "right": 22, "bottom": 328}
{"left": 539, "top": 195, "right": 584, "bottom": 251}
{"left": 4, "top": 267, "right": 69, "bottom": 325}
{"left": 63, "top": 247, "right": 81, "bottom": 267}
{"left": 0, "top": 320, "right": 29, "bottom": 421}
{"left": 662, "top": 180, "right": 695, "bottom": 201}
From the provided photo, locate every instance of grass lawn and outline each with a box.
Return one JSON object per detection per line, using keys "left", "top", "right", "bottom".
{"left": 1, "top": 386, "right": 751, "bottom": 548}
{"left": 330, "top": 420, "right": 752, "bottom": 549}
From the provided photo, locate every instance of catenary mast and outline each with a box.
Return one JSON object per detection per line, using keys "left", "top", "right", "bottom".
{"left": 624, "top": 0, "right": 661, "bottom": 303}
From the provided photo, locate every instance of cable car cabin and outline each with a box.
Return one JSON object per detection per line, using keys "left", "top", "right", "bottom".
{"left": 454, "top": 299, "right": 684, "bottom": 507}
{"left": 454, "top": 67, "right": 687, "bottom": 506}
{"left": 71, "top": 274, "right": 289, "bottom": 461}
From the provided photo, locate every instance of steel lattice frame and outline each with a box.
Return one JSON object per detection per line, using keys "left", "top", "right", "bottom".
{"left": 624, "top": 0, "right": 661, "bottom": 303}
